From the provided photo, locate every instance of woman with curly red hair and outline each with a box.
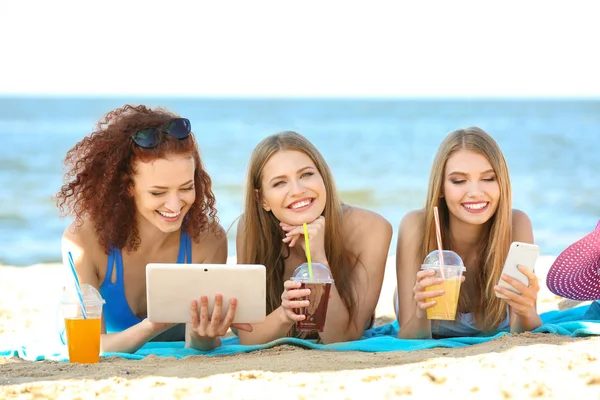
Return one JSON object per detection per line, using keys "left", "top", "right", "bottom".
{"left": 56, "top": 105, "right": 250, "bottom": 354}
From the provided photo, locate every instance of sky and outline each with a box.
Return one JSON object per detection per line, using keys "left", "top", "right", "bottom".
{"left": 1, "top": 1, "right": 599, "bottom": 98}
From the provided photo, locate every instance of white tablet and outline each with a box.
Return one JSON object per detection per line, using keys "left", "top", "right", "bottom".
{"left": 146, "top": 263, "right": 266, "bottom": 324}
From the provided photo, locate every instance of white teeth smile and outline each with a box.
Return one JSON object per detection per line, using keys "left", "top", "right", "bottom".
{"left": 289, "top": 199, "right": 312, "bottom": 209}
{"left": 158, "top": 210, "right": 181, "bottom": 218}
{"left": 463, "top": 203, "right": 487, "bottom": 210}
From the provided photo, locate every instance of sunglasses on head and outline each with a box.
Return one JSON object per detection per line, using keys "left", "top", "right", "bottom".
{"left": 131, "top": 118, "right": 191, "bottom": 149}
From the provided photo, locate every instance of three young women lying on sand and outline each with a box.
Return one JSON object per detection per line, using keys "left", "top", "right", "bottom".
{"left": 60, "top": 104, "right": 591, "bottom": 353}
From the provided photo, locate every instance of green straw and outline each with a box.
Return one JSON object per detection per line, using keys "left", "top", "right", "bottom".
{"left": 303, "top": 223, "right": 313, "bottom": 278}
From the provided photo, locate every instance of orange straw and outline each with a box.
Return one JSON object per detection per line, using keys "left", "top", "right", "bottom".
{"left": 433, "top": 206, "right": 446, "bottom": 274}
{"left": 433, "top": 206, "right": 450, "bottom": 318}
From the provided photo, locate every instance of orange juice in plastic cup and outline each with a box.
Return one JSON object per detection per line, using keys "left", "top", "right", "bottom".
{"left": 421, "top": 250, "right": 465, "bottom": 321}
{"left": 61, "top": 284, "right": 105, "bottom": 363}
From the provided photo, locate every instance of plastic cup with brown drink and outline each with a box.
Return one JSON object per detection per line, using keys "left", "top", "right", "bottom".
{"left": 421, "top": 250, "right": 465, "bottom": 320}
{"left": 290, "top": 262, "right": 334, "bottom": 332}
{"left": 60, "top": 284, "right": 105, "bottom": 363}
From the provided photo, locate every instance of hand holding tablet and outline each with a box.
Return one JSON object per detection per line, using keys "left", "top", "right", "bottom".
{"left": 146, "top": 264, "right": 267, "bottom": 325}
{"left": 188, "top": 293, "right": 253, "bottom": 338}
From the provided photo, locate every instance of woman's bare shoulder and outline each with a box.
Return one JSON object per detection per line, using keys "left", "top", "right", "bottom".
{"left": 343, "top": 206, "right": 392, "bottom": 234}
{"left": 342, "top": 206, "right": 392, "bottom": 251}
{"left": 61, "top": 218, "right": 106, "bottom": 279}
{"left": 62, "top": 218, "right": 103, "bottom": 254}
{"left": 399, "top": 209, "right": 425, "bottom": 236}
{"left": 192, "top": 222, "right": 228, "bottom": 263}
{"left": 512, "top": 209, "right": 532, "bottom": 227}
{"left": 511, "top": 209, "right": 534, "bottom": 243}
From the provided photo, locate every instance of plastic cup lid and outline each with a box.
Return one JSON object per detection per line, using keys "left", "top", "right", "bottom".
{"left": 421, "top": 264, "right": 466, "bottom": 272}
{"left": 61, "top": 283, "right": 106, "bottom": 305}
{"left": 422, "top": 250, "right": 466, "bottom": 271}
{"left": 290, "top": 262, "right": 334, "bottom": 283}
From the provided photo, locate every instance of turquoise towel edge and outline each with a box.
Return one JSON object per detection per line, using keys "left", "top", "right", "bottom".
{"left": 1, "top": 304, "right": 598, "bottom": 362}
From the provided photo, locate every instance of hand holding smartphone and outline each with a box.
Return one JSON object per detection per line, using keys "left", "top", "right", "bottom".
{"left": 495, "top": 242, "right": 540, "bottom": 299}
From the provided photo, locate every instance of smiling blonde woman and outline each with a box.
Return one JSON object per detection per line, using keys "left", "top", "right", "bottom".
{"left": 394, "top": 127, "right": 541, "bottom": 339}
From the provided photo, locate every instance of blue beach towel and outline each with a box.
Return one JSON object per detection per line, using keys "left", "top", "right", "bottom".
{"left": 2, "top": 304, "right": 599, "bottom": 362}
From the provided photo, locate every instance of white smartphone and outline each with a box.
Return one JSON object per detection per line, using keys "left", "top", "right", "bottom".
{"left": 495, "top": 242, "right": 540, "bottom": 299}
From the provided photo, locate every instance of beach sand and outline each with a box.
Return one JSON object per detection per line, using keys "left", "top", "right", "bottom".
{"left": 2, "top": 256, "right": 600, "bottom": 399}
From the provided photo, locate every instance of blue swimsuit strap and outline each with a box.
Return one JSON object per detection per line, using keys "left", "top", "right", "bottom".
{"left": 177, "top": 231, "right": 192, "bottom": 263}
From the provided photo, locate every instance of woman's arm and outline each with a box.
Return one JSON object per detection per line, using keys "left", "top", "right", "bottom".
{"left": 237, "top": 209, "right": 392, "bottom": 345}
{"left": 505, "top": 209, "right": 542, "bottom": 333}
{"left": 184, "top": 224, "right": 232, "bottom": 350}
{"left": 234, "top": 219, "right": 299, "bottom": 344}
{"left": 62, "top": 224, "right": 168, "bottom": 354}
{"left": 237, "top": 306, "right": 298, "bottom": 345}
{"left": 395, "top": 210, "right": 435, "bottom": 339}
{"left": 100, "top": 319, "right": 174, "bottom": 354}
{"left": 317, "top": 208, "right": 392, "bottom": 343}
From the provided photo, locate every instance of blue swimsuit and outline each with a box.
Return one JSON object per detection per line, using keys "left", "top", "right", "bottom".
{"left": 99, "top": 232, "right": 192, "bottom": 334}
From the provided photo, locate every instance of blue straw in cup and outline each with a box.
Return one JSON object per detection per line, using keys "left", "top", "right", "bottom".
{"left": 67, "top": 251, "right": 87, "bottom": 319}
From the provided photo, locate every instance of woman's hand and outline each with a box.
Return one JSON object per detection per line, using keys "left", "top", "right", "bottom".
{"left": 494, "top": 266, "right": 539, "bottom": 317}
{"left": 280, "top": 280, "right": 311, "bottom": 323}
{"left": 188, "top": 294, "right": 253, "bottom": 341}
{"left": 280, "top": 216, "right": 327, "bottom": 263}
{"left": 412, "top": 269, "right": 464, "bottom": 319}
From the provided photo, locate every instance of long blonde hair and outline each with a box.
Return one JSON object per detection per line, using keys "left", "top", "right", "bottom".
{"left": 238, "top": 131, "right": 358, "bottom": 331}
{"left": 422, "top": 127, "right": 512, "bottom": 332}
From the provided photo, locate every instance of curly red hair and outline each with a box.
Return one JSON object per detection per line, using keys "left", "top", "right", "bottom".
{"left": 56, "top": 104, "right": 219, "bottom": 253}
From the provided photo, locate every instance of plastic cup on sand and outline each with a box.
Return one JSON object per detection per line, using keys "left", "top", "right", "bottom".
{"left": 291, "top": 262, "right": 334, "bottom": 332}
{"left": 421, "top": 250, "right": 466, "bottom": 321}
{"left": 60, "top": 284, "right": 105, "bottom": 363}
